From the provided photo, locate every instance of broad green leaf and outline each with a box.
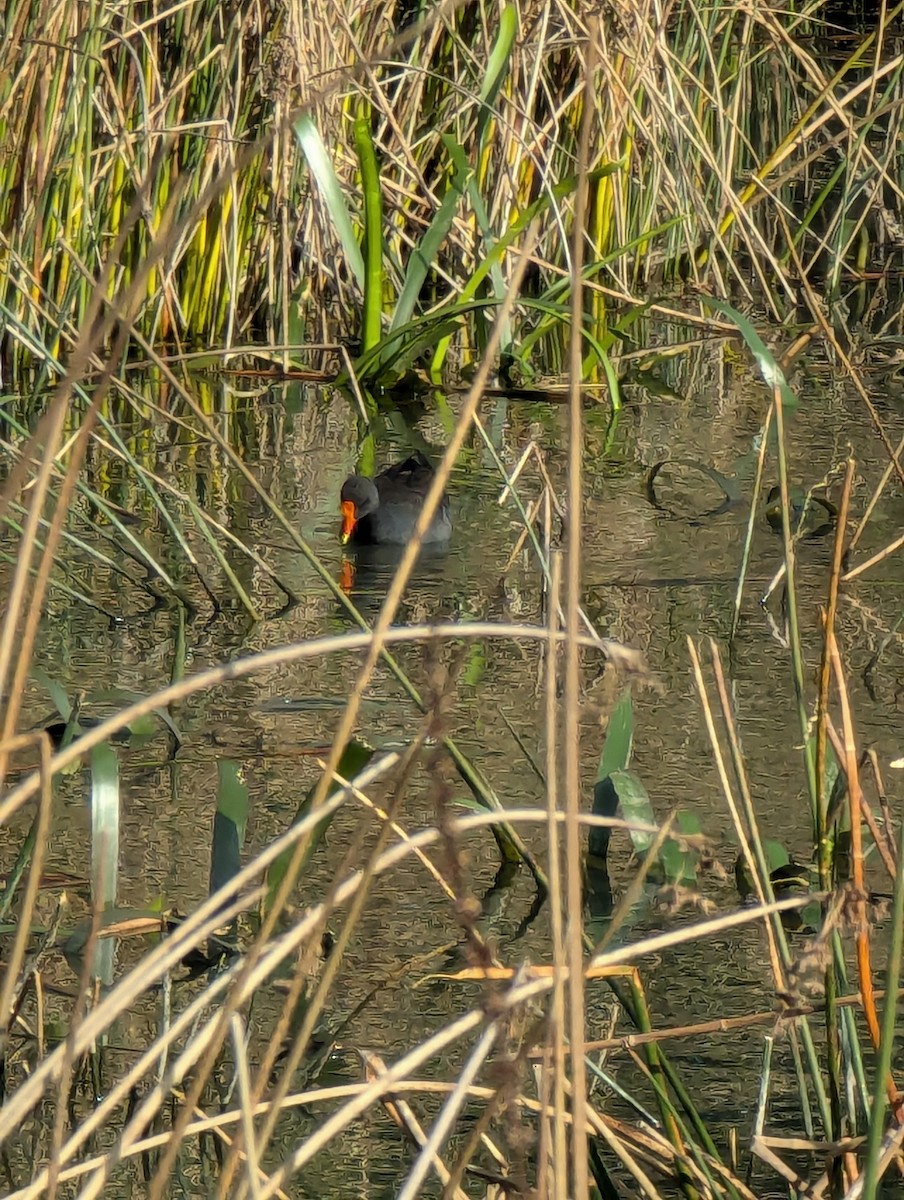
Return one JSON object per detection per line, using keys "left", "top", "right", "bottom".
{"left": 390, "top": 163, "right": 471, "bottom": 334}
{"left": 659, "top": 810, "right": 702, "bottom": 885}
{"left": 597, "top": 691, "right": 634, "bottom": 779}
{"left": 216, "top": 760, "right": 249, "bottom": 831}
{"left": 210, "top": 760, "right": 248, "bottom": 901}
{"left": 701, "top": 297, "right": 798, "bottom": 411}
{"left": 476, "top": 5, "right": 517, "bottom": 148}
{"left": 798, "top": 899, "right": 822, "bottom": 932}
{"left": 294, "top": 115, "right": 365, "bottom": 287}
{"left": 430, "top": 164, "right": 631, "bottom": 373}
{"left": 764, "top": 838, "right": 791, "bottom": 872}
{"left": 442, "top": 135, "right": 511, "bottom": 353}
{"left": 609, "top": 768, "right": 654, "bottom": 855}
{"left": 31, "top": 667, "right": 71, "bottom": 722}
{"left": 736, "top": 837, "right": 792, "bottom": 899}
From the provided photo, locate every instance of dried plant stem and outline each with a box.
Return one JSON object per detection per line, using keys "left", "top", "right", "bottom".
{"left": 561, "top": 18, "right": 598, "bottom": 1197}
{"left": 826, "top": 631, "right": 888, "bottom": 1084}
{"left": 544, "top": 552, "right": 568, "bottom": 1200}
{"left": 691, "top": 639, "right": 786, "bottom": 989}
{"left": 7, "top": 785, "right": 801, "bottom": 1191}
{"left": 227, "top": 741, "right": 430, "bottom": 1199}
{"left": 0, "top": 734, "right": 53, "bottom": 1050}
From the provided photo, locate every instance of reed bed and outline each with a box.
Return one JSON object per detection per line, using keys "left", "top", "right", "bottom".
{"left": 1, "top": 0, "right": 902, "bottom": 385}
{"left": 0, "top": 1, "right": 903, "bottom": 1197}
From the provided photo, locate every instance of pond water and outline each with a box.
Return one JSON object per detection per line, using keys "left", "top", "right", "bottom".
{"left": 7, "top": 335, "right": 904, "bottom": 1195}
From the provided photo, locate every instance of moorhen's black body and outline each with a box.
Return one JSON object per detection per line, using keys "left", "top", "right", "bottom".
{"left": 339, "top": 452, "right": 452, "bottom": 546}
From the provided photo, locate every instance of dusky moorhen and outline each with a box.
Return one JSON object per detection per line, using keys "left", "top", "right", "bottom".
{"left": 339, "top": 452, "right": 452, "bottom": 546}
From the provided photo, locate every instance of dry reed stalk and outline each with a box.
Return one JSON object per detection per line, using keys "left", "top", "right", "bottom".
{"left": 557, "top": 17, "right": 598, "bottom": 1194}
{"left": 0, "top": 621, "right": 631, "bottom": 826}
{"left": 774, "top": 204, "right": 904, "bottom": 535}
{"left": 575, "top": 985, "right": 904, "bottom": 1055}
{"left": 543, "top": 550, "right": 568, "bottom": 1200}
{"left": 698, "top": 640, "right": 787, "bottom": 990}
{"left": 0, "top": 755, "right": 400, "bottom": 1162}
{"left": 0, "top": 733, "right": 53, "bottom": 1048}
{"left": 6, "top": 800, "right": 813, "bottom": 1195}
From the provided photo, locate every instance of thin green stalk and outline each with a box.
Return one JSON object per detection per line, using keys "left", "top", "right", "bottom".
{"left": 861, "top": 817, "right": 904, "bottom": 1197}
{"left": 354, "top": 114, "right": 384, "bottom": 353}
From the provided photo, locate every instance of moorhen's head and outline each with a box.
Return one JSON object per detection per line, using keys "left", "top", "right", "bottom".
{"left": 340, "top": 475, "right": 380, "bottom": 543}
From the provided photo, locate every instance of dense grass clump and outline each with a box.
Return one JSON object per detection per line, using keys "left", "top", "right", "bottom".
{"left": 1, "top": 0, "right": 902, "bottom": 385}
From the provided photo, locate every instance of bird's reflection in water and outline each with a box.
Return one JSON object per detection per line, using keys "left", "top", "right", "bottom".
{"left": 337, "top": 542, "right": 453, "bottom": 622}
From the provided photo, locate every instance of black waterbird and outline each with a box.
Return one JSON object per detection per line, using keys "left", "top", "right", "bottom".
{"left": 339, "top": 452, "right": 452, "bottom": 546}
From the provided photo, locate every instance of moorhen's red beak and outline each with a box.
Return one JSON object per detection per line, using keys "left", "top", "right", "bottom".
{"left": 340, "top": 499, "right": 357, "bottom": 544}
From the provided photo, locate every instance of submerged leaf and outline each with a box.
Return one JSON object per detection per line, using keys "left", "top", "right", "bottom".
{"left": 210, "top": 761, "right": 249, "bottom": 902}
{"left": 265, "top": 740, "right": 374, "bottom": 914}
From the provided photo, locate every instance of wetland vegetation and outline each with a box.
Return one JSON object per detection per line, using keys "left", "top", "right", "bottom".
{"left": 1, "top": 0, "right": 904, "bottom": 1196}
